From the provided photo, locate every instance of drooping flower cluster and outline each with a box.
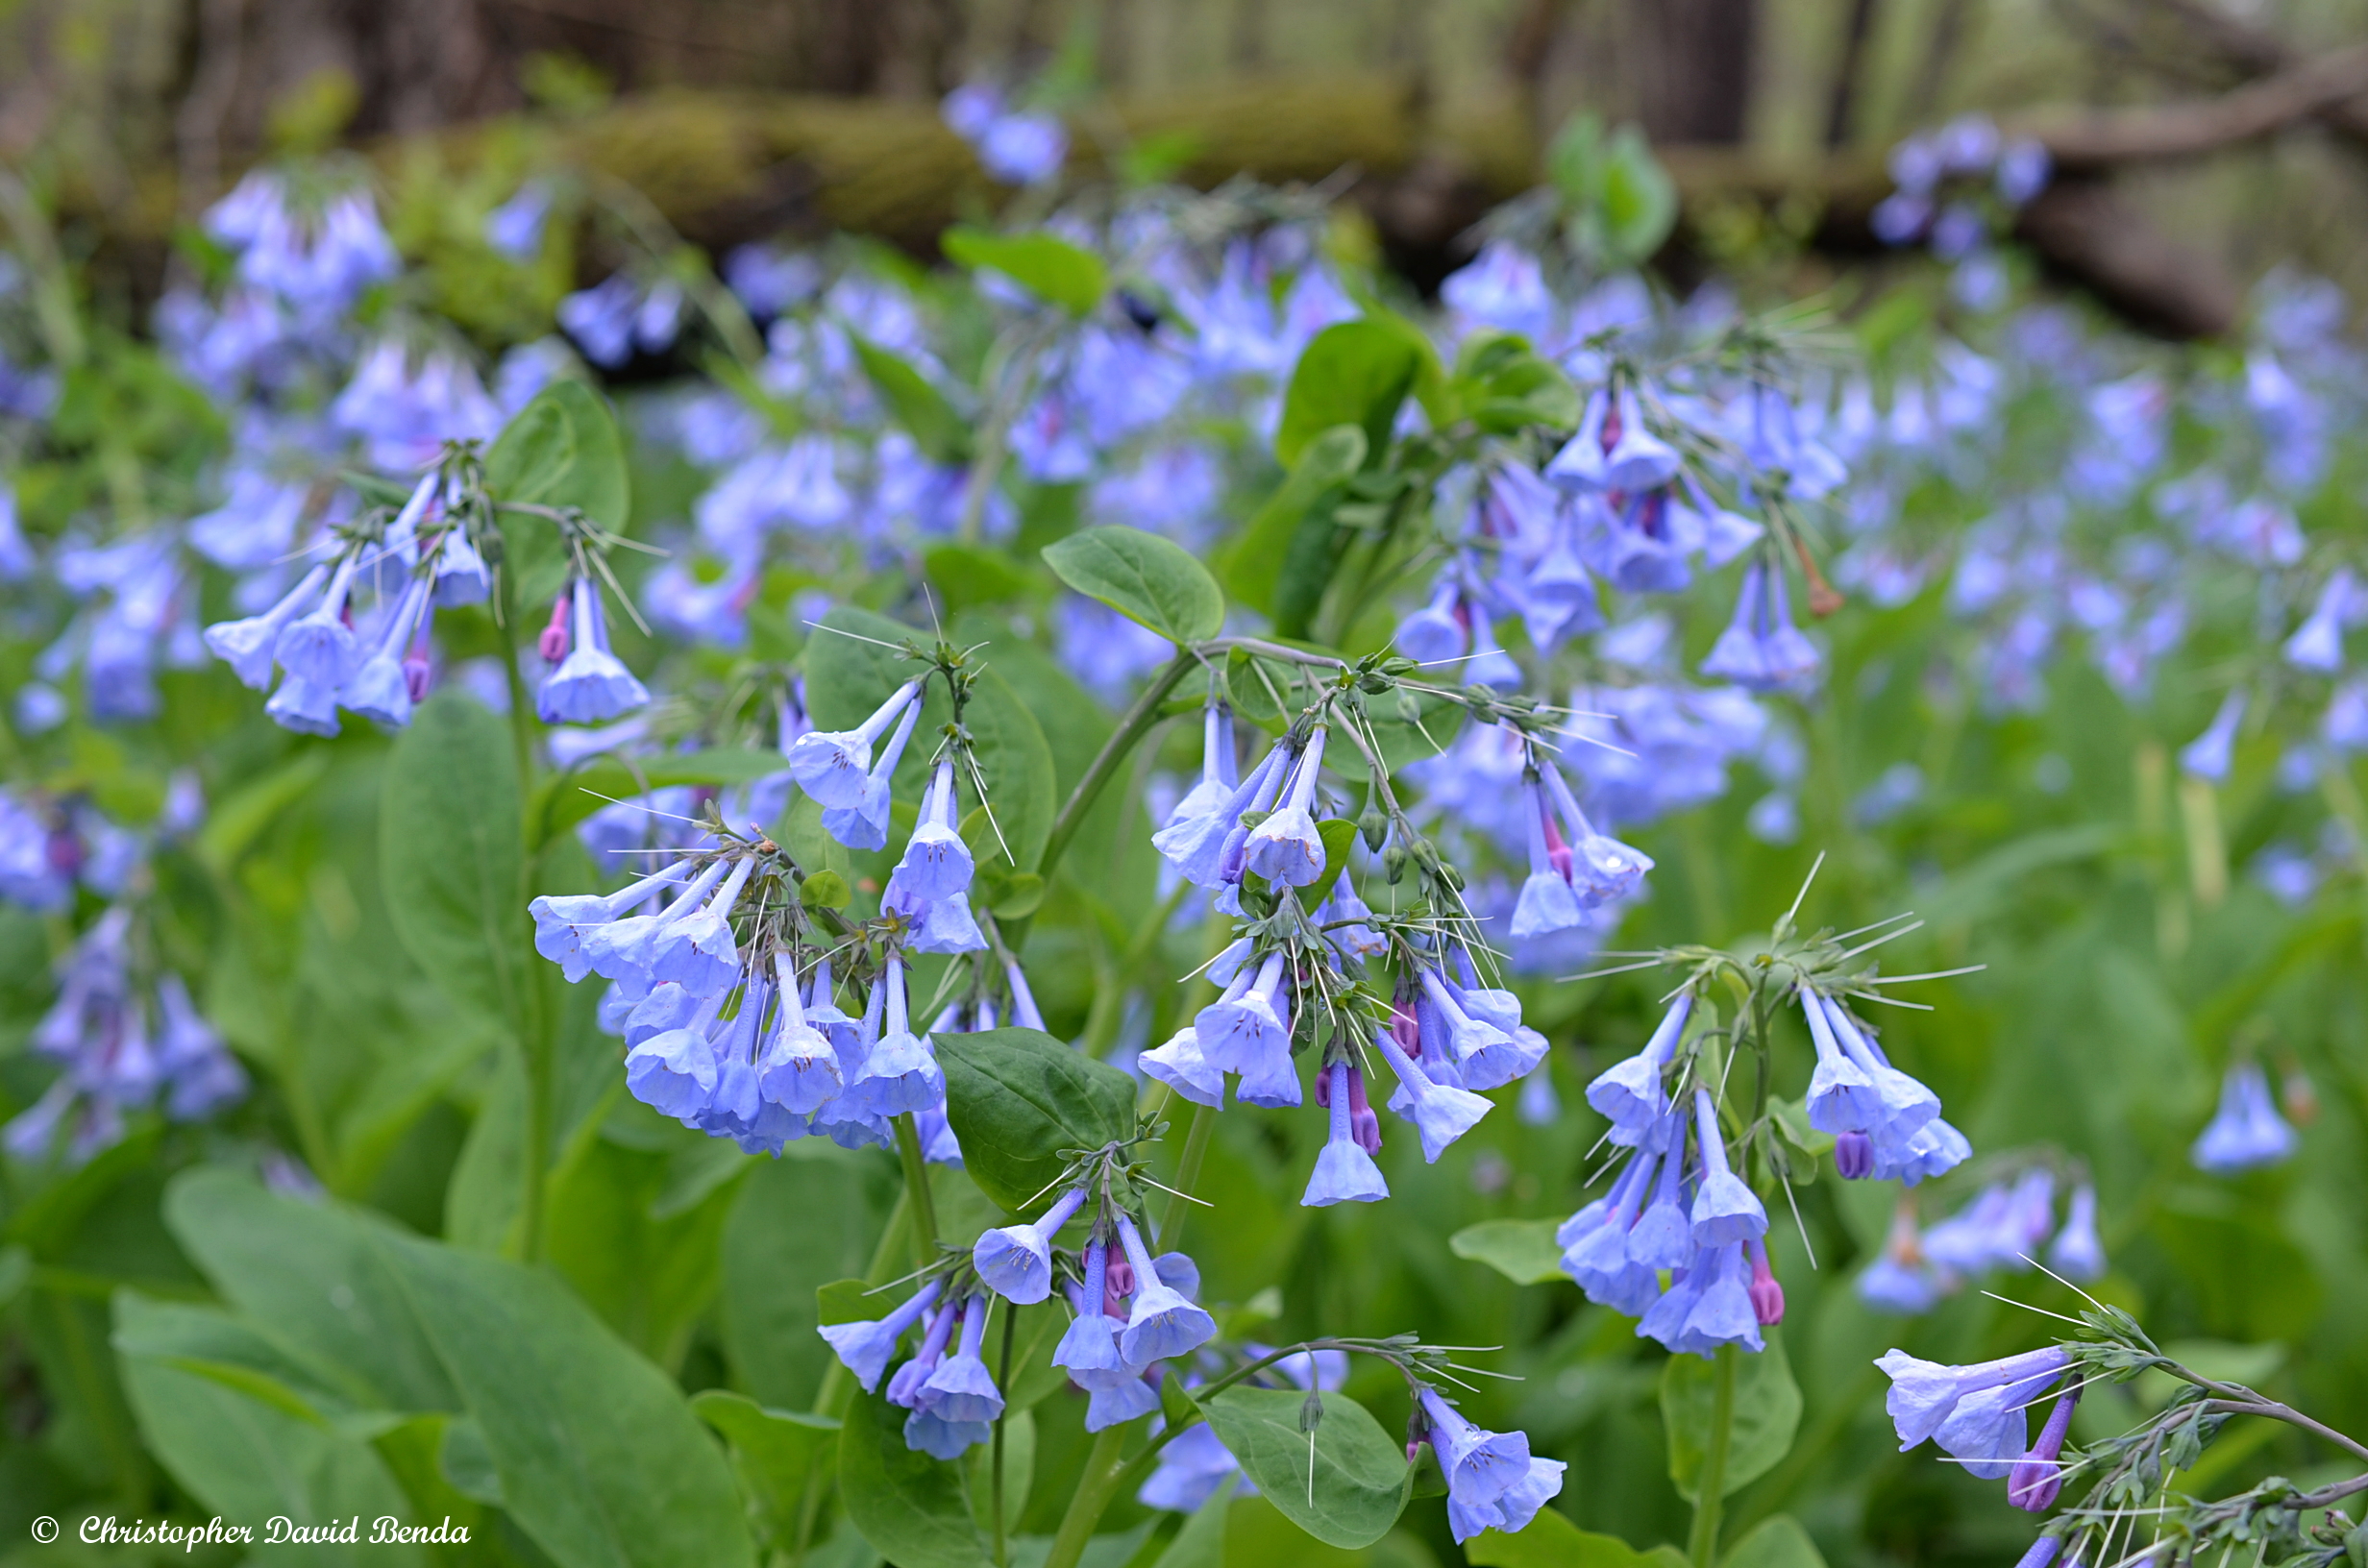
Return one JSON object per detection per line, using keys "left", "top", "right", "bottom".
{"left": 1877, "top": 1343, "right": 2081, "bottom": 1496}
{"left": 1561, "top": 887, "right": 1966, "bottom": 1355}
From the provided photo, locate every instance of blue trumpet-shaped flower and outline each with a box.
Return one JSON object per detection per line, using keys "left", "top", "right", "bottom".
{"left": 1369, "top": 1026, "right": 1490, "bottom": 1162}
{"left": 1688, "top": 1090, "right": 1767, "bottom": 1245}
{"left": 1585, "top": 992, "right": 1690, "bottom": 1147}
{"left": 1302, "top": 1062, "right": 1388, "bottom": 1207}
{"left": 817, "top": 1279, "right": 941, "bottom": 1391}
{"left": 1115, "top": 1215, "right": 1214, "bottom": 1364}
{"left": 537, "top": 579, "right": 651, "bottom": 725}
{"left": 918, "top": 1295, "right": 1005, "bottom": 1425}
{"left": 2190, "top": 1061, "right": 2297, "bottom": 1173}
{"left": 788, "top": 679, "right": 923, "bottom": 810}
{"left": 973, "top": 1186, "right": 1087, "bottom": 1304}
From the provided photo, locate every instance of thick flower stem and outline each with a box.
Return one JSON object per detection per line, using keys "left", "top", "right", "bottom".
{"left": 893, "top": 1113, "right": 941, "bottom": 1269}
{"left": 1042, "top": 1427, "right": 1129, "bottom": 1568}
{"left": 1004, "top": 649, "right": 1198, "bottom": 951}
{"left": 1688, "top": 1343, "right": 1739, "bottom": 1568}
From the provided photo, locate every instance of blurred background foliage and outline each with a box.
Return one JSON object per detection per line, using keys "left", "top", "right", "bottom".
{"left": 0, "top": 4, "right": 2365, "bottom": 1568}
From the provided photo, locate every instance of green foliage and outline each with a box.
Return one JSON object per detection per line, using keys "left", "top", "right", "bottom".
{"left": 936, "top": 1027, "right": 1141, "bottom": 1213}
{"left": 1446, "top": 1219, "right": 1565, "bottom": 1286}
{"left": 1465, "top": 1507, "right": 1689, "bottom": 1568}
{"left": 1043, "top": 526, "right": 1225, "bottom": 646}
{"left": 1198, "top": 1388, "right": 1412, "bottom": 1549}
{"left": 850, "top": 334, "right": 971, "bottom": 465}
{"left": 942, "top": 228, "right": 1110, "bottom": 316}
{"left": 1546, "top": 114, "right": 1679, "bottom": 268}
{"left": 1660, "top": 1338, "right": 1803, "bottom": 1503}
{"left": 381, "top": 694, "right": 531, "bottom": 1035}
{"left": 485, "top": 380, "right": 633, "bottom": 603}
{"left": 838, "top": 1385, "right": 995, "bottom": 1568}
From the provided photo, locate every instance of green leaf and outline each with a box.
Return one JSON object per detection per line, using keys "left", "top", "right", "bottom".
{"left": 695, "top": 1389, "right": 841, "bottom": 1554}
{"left": 1274, "top": 320, "right": 1435, "bottom": 468}
{"left": 1660, "top": 1337, "right": 1803, "bottom": 1503}
{"left": 1199, "top": 1388, "right": 1411, "bottom": 1549}
{"left": 935, "top": 1028, "right": 1140, "bottom": 1213}
{"left": 164, "top": 1170, "right": 756, "bottom": 1568}
{"left": 942, "top": 227, "right": 1108, "bottom": 315}
{"left": 850, "top": 334, "right": 969, "bottom": 465}
{"left": 1721, "top": 1516, "right": 1827, "bottom": 1568}
{"left": 381, "top": 693, "right": 530, "bottom": 1036}
{"left": 1465, "top": 1506, "right": 1686, "bottom": 1568}
{"left": 1448, "top": 1219, "right": 1566, "bottom": 1286}
{"left": 1148, "top": 1475, "right": 1236, "bottom": 1568}
{"left": 838, "top": 1385, "right": 994, "bottom": 1568}
{"left": 1301, "top": 819, "right": 1360, "bottom": 910}
{"left": 925, "top": 542, "right": 1035, "bottom": 610}
{"left": 115, "top": 1296, "right": 427, "bottom": 1568}
{"left": 1043, "top": 526, "right": 1224, "bottom": 645}
{"left": 378, "top": 1224, "right": 756, "bottom": 1568}
{"left": 533, "top": 747, "right": 791, "bottom": 846}
{"left": 804, "top": 605, "right": 1057, "bottom": 873}
{"left": 485, "top": 380, "right": 633, "bottom": 606}
{"left": 720, "top": 1155, "right": 897, "bottom": 1409}
{"left": 1598, "top": 127, "right": 1679, "bottom": 267}
{"left": 1223, "top": 426, "right": 1366, "bottom": 617}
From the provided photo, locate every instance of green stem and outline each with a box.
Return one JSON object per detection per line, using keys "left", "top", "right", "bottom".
{"left": 1042, "top": 1428, "right": 1129, "bottom": 1568}
{"left": 1159, "top": 1101, "right": 1217, "bottom": 1250}
{"left": 993, "top": 1302, "right": 1016, "bottom": 1568}
{"left": 1003, "top": 649, "right": 1197, "bottom": 951}
{"left": 894, "top": 1113, "right": 941, "bottom": 1269}
{"left": 1689, "top": 1343, "right": 1739, "bottom": 1568}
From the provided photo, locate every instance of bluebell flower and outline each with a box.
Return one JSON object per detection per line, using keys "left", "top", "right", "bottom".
{"left": 849, "top": 958, "right": 946, "bottom": 1116}
{"left": 1801, "top": 987, "right": 1881, "bottom": 1139}
{"left": 2047, "top": 1183, "right": 2105, "bottom": 1282}
{"left": 2178, "top": 690, "right": 2247, "bottom": 782}
{"left": 530, "top": 859, "right": 694, "bottom": 981}
{"left": 484, "top": 182, "right": 553, "bottom": 259}
{"left": 1623, "top": 1112, "right": 1694, "bottom": 1271}
{"left": 1152, "top": 740, "right": 1290, "bottom": 888}
{"left": 974, "top": 1186, "right": 1087, "bottom": 1304}
{"left": 1052, "top": 1237, "right": 1127, "bottom": 1384}
{"left": 1141, "top": 1025, "right": 1224, "bottom": 1107}
{"left": 756, "top": 953, "right": 844, "bottom": 1114}
{"left": 1243, "top": 727, "right": 1328, "bottom": 887}
{"left": 558, "top": 275, "right": 642, "bottom": 367}
{"left": 625, "top": 989, "right": 727, "bottom": 1119}
{"left": 1414, "top": 965, "right": 1515, "bottom": 1079}
{"left": 1809, "top": 992, "right": 1946, "bottom": 1168}
{"left": 824, "top": 697, "right": 925, "bottom": 853}
{"left": 1166, "top": 705, "right": 1240, "bottom": 829}
{"left": 1392, "top": 581, "right": 1468, "bottom": 667}
{"left": 1561, "top": 1146, "right": 1657, "bottom": 1300}
{"left": 1195, "top": 951, "right": 1290, "bottom": 1077}
{"left": 791, "top": 679, "right": 925, "bottom": 811}
{"left": 264, "top": 673, "right": 341, "bottom": 737}
{"left": 648, "top": 856, "right": 755, "bottom": 995}
{"left": 1303, "top": 1062, "right": 1388, "bottom": 1207}
{"left": 918, "top": 1295, "right": 1005, "bottom": 1426}
{"left": 2190, "top": 1061, "right": 2297, "bottom": 1173}
{"left": 1875, "top": 1344, "right": 2070, "bottom": 1451}
{"left": 1546, "top": 388, "right": 1680, "bottom": 494}
{"left": 340, "top": 576, "right": 432, "bottom": 727}
{"left": 887, "top": 1298, "right": 960, "bottom": 1407}
{"left": 1369, "top": 1026, "right": 1491, "bottom": 1162}
{"left": 1440, "top": 240, "right": 1555, "bottom": 337}
{"left": 1114, "top": 1215, "right": 1215, "bottom": 1364}
{"left": 2007, "top": 1383, "right": 2080, "bottom": 1512}
{"left": 2282, "top": 569, "right": 2358, "bottom": 673}
{"left": 205, "top": 563, "right": 333, "bottom": 690}
{"left": 890, "top": 759, "right": 974, "bottom": 902}
{"left": 1700, "top": 559, "right": 1821, "bottom": 693}
{"left": 1417, "top": 1388, "right": 1532, "bottom": 1515}
{"left": 1665, "top": 1241, "right": 1762, "bottom": 1358}
{"left": 538, "top": 579, "right": 651, "bottom": 725}
{"left": 1138, "top": 1422, "right": 1246, "bottom": 1511}
{"left": 272, "top": 553, "right": 361, "bottom": 689}
{"left": 1584, "top": 992, "right": 1690, "bottom": 1147}
{"left": 1687, "top": 1090, "right": 1767, "bottom": 1245}
{"left": 1085, "top": 1372, "right": 1163, "bottom": 1433}
{"left": 1537, "top": 765, "right": 1652, "bottom": 907}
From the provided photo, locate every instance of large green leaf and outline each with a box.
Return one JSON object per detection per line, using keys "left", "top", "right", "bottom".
{"left": 380, "top": 1226, "right": 754, "bottom": 1568}
{"left": 1199, "top": 1388, "right": 1411, "bottom": 1549}
{"left": 1448, "top": 1219, "right": 1566, "bottom": 1286}
{"left": 803, "top": 605, "right": 1057, "bottom": 873}
{"left": 850, "top": 335, "right": 969, "bottom": 465}
{"left": 1466, "top": 1506, "right": 1687, "bottom": 1568}
{"left": 720, "top": 1150, "right": 898, "bottom": 1408}
{"left": 162, "top": 1170, "right": 756, "bottom": 1568}
{"left": 485, "top": 380, "right": 632, "bottom": 605}
{"left": 1274, "top": 320, "right": 1434, "bottom": 468}
{"left": 694, "top": 1389, "right": 840, "bottom": 1555}
{"left": 1722, "top": 1516, "right": 1827, "bottom": 1568}
{"left": 935, "top": 1027, "right": 1140, "bottom": 1213}
{"left": 1660, "top": 1336, "right": 1803, "bottom": 1503}
{"left": 116, "top": 1297, "right": 425, "bottom": 1568}
{"left": 1147, "top": 1475, "right": 1235, "bottom": 1568}
{"left": 838, "top": 1385, "right": 994, "bottom": 1568}
{"left": 942, "top": 227, "right": 1107, "bottom": 316}
{"left": 381, "top": 694, "right": 531, "bottom": 1036}
{"left": 1223, "top": 426, "right": 1365, "bottom": 617}
{"left": 1043, "top": 526, "right": 1224, "bottom": 646}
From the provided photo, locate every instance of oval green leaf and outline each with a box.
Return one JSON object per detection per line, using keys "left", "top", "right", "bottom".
{"left": 1661, "top": 1335, "right": 1803, "bottom": 1503}
{"left": 838, "top": 1384, "right": 993, "bottom": 1568}
{"left": 1043, "top": 526, "right": 1225, "bottom": 646}
{"left": 935, "top": 1027, "right": 1139, "bottom": 1213}
{"left": 1199, "top": 1387, "right": 1411, "bottom": 1549}
{"left": 1448, "top": 1218, "right": 1566, "bottom": 1286}
{"left": 942, "top": 227, "right": 1107, "bottom": 316}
